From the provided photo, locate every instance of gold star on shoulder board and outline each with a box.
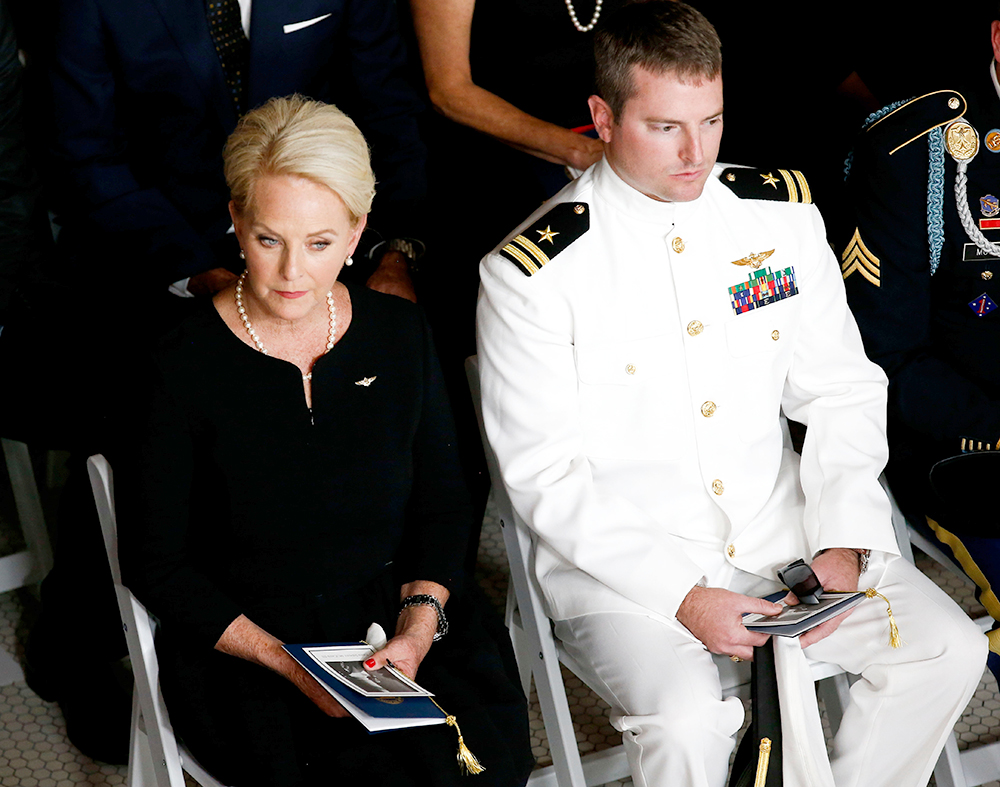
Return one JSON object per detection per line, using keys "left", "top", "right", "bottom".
{"left": 761, "top": 172, "right": 779, "bottom": 188}
{"left": 536, "top": 225, "right": 560, "bottom": 244}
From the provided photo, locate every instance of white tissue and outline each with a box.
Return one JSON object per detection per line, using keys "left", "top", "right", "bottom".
{"left": 365, "top": 622, "right": 388, "bottom": 650}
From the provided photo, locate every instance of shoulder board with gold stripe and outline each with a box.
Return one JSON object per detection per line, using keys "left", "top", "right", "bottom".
{"left": 499, "top": 202, "right": 590, "bottom": 277}
{"left": 865, "top": 90, "right": 966, "bottom": 156}
{"left": 719, "top": 167, "right": 812, "bottom": 204}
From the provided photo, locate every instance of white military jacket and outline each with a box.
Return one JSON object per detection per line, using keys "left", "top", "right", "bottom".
{"left": 477, "top": 158, "right": 900, "bottom": 623}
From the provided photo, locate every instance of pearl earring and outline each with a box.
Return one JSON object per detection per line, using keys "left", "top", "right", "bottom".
{"left": 345, "top": 255, "right": 353, "bottom": 267}
{"left": 239, "top": 250, "right": 246, "bottom": 260}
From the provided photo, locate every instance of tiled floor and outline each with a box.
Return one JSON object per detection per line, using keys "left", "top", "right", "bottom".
{"left": 1, "top": 457, "right": 998, "bottom": 786}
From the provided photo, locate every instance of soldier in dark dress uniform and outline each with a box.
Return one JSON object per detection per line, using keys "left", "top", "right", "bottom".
{"left": 842, "top": 7, "right": 1000, "bottom": 679}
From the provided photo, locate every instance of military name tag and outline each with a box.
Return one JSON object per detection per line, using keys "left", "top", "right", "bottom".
{"left": 962, "top": 243, "right": 1000, "bottom": 262}
{"left": 729, "top": 266, "right": 799, "bottom": 315}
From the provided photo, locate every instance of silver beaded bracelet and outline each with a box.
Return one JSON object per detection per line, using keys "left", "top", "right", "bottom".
{"left": 400, "top": 594, "right": 449, "bottom": 641}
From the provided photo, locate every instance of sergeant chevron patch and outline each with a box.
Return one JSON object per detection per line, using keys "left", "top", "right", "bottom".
{"left": 499, "top": 202, "right": 590, "bottom": 276}
{"left": 841, "top": 228, "right": 881, "bottom": 287}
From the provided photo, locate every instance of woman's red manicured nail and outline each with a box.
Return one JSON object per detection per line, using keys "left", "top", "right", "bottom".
{"left": 364, "top": 658, "right": 376, "bottom": 668}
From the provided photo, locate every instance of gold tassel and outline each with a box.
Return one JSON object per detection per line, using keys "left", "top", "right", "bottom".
{"left": 376, "top": 650, "right": 485, "bottom": 776}
{"left": 430, "top": 698, "right": 486, "bottom": 775}
{"left": 865, "top": 588, "right": 902, "bottom": 648}
{"left": 753, "top": 737, "right": 771, "bottom": 787}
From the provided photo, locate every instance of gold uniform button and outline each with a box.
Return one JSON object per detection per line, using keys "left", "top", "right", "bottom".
{"left": 574, "top": 204, "right": 586, "bottom": 214}
{"left": 726, "top": 544, "right": 736, "bottom": 557}
{"left": 626, "top": 364, "right": 636, "bottom": 375}
{"left": 701, "top": 401, "right": 717, "bottom": 417}
{"left": 687, "top": 320, "right": 703, "bottom": 336}
{"left": 948, "top": 97, "right": 960, "bottom": 109}
{"left": 771, "top": 330, "right": 780, "bottom": 341}
{"left": 712, "top": 479, "right": 724, "bottom": 495}
{"left": 672, "top": 237, "right": 685, "bottom": 253}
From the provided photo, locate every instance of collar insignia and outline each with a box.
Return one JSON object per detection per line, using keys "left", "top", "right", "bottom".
{"left": 355, "top": 376, "right": 377, "bottom": 387}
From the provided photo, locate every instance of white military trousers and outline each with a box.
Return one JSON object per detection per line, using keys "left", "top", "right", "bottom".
{"left": 554, "top": 556, "right": 985, "bottom": 787}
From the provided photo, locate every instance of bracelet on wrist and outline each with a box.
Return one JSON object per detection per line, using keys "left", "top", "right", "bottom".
{"left": 400, "top": 594, "right": 448, "bottom": 641}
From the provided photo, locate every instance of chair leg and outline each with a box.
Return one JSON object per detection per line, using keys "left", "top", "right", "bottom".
{"left": 127, "top": 688, "right": 159, "bottom": 787}
{"left": 816, "top": 672, "right": 852, "bottom": 737}
{"left": 1, "top": 439, "right": 53, "bottom": 583}
{"left": 933, "top": 733, "right": 968, "bottom": 787}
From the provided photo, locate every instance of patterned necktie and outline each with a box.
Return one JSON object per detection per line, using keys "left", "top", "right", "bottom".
{"left": 205, "top": 0, "right": 250, "bottom": 115}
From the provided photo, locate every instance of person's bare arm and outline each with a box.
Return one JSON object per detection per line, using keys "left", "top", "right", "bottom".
{"left": 215, "top": 614, "right": 349, "bottom": 717}
{"left": 363, "top": 580, "right": 450, "bottom": 679}
{"left": 410, "top": 0, "right": 603, "bottom": 171}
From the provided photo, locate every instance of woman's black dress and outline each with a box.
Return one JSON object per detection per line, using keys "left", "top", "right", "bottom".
{"left": 120, "top": 284, "right": 532, "bottom": 787}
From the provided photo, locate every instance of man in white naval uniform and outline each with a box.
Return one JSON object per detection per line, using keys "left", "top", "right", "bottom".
{"left": 476, "top": 3, "right": 986, "bottom": 786}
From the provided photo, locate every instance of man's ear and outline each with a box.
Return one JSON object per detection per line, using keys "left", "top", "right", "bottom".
{"left": 992, "top": 20, "right": 1000, "bottom": 65}
{"left": 588, "top": 95, "right": 615, "bottom": 144}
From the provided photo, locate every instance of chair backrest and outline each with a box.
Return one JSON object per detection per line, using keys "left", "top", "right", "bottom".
{"left": 87, "top": 454, "right": 191, "bottom": 787}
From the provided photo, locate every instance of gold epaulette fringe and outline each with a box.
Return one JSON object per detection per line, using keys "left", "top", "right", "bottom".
{"left": 865, "top": 588, "right": 903, "bottom": 648}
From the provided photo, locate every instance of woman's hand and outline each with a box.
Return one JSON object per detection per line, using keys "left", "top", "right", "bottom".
{"left": 411, "top": 0, "right": 605, "bottom": 170}
{"left": 363, "top": 580, "right": 450, "bottom": 680}
{"left": 215, "top": 614, "right": 349, "bottom": 718}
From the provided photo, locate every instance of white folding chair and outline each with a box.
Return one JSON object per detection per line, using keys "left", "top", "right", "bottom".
{"left": 465, "top": 356, "right": 850, "bottom": 787}
{"left": 0, "top": 438, "right": 53, "bottom": 593}
{"left": 87, "top": 454, "right": 230, "bottom": 787}
{"left": 881, "top": 474, "right": 1000, "bottom": 787}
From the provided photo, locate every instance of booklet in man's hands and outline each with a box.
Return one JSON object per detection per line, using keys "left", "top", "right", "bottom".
{"left": 282, "top": 642, "right": 447, "bottom": 733}
{"left": 742, "top": 591, "right": 866, "bottom": 637}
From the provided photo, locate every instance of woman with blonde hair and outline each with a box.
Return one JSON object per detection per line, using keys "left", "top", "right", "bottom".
{"left": 122, "top": 95, "right": 532, "bottom": 787}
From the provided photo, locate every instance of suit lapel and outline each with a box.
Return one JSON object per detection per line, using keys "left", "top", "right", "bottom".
{"left": 148, "top": 0, "right": 239, "bottom": 131}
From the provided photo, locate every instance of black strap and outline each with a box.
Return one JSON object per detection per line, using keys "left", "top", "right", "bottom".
{"left": 728, "top": 640, "right": 782, "bottom": 787}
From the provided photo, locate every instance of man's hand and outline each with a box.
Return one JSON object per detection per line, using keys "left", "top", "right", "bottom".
{"left": 366, "top": 251, "right": 417, "bottom": 302}
{"left": 785, "top": 548, "right": 862, "bottom": 649}
{"left": 187, "top": 267, "right": 238, "bottom": 296}
{"left": 676, "top": 585, "right": 782, "bottom": 661}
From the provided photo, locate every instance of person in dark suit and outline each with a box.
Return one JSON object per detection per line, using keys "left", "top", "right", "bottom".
{"left": 842, "top": 4, "right": 1000, "bottom": 681}
{"left": 23, "top": 0, "right": 429, "bottom": 764}
{"left": 43, "top": 0, "right": 427, "bottom": 304}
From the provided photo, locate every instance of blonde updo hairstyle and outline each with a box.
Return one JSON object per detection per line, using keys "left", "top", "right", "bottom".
{"left": 224, "top": 94, "right": 376, "bottom": 225}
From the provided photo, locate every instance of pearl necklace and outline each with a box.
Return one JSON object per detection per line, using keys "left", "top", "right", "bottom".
{"left": 564, "top": 0, "right": 602, "bottom": 32}
{"left": 234, "top": 271, "right": 336, "bottom": 381}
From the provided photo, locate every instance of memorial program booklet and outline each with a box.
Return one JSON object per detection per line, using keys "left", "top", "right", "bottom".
{"left": 282, "top": 643, "right": 447, "bottom": 733}
{"left": 742, "top": 591, "right": 866, "bottom": 637}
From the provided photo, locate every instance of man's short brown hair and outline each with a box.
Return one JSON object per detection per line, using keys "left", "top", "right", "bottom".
{"left": 594, "top": 1, "right": 722, "bottom": 120}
